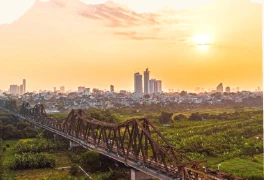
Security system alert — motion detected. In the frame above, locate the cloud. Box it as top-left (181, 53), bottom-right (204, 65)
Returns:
top-left (80, 0), bottom-right (216, 13)
top-left (51, 0), bottom-right (66, 7)
top-left (77, 2), bottom-right (160, 27)
top-left (113, 31), bottom-right (160, 40)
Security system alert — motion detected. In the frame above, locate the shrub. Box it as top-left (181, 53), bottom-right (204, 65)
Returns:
top-left (80, 151), bottom-right (101, 173)
top-left (12, 152), bottom-right (55, 170)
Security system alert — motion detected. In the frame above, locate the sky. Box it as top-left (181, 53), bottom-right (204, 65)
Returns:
top-left (0, 0), bottom-right (263, 92)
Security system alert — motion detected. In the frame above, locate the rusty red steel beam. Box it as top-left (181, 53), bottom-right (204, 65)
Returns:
top-left (0, 98), bottom-right (226, 180)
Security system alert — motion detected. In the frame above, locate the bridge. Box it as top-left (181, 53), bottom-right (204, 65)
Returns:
top-left (0, 98), bottom-right (224, 180)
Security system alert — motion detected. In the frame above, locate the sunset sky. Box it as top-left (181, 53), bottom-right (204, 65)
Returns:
top-left (0, 0), bottom-right (263, 92)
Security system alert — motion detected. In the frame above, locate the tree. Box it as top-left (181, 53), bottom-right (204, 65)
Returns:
top-left (180, 91), bottom-right (187, 97)
top-left (188, 113), bottom-right (202, 121)
top-left (80, 151), bottom-right (101, 173)
top-left (159, 111), bottom-right (173, 124)
top-left (174, 114), bottom-right (187, 121)
top-left (17, 121), bottom-right (30, 130)
top-left (2, 124), bottom-right (19, 139)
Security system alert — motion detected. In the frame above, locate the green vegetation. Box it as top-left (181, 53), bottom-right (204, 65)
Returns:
top-left (12, 152), bottom-right (55, 170)
top-left (0, 106), bottom-right (263, 179)
top-left (15, 134), bottom-right (67, 153)
top-left (211, 154), bottom-right (264, 180)
top-left (159, 111), bottom-right (173, 124)
top-left (85, 108), bottom-right (121, 123)
top-left (0, 111), bottom-right (38, 140)
top-left (80, 151), bottom-right (101, 173)
top-left (48, 113), bottom-right (68, 122)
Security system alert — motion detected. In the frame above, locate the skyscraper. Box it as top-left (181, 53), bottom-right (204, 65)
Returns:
top-left (23, 79), bottom-right (26, 93)
top-left (216, 83), bottom-right (223, 93)
top-left (10, 85), bottom-right (19, 95)
top-left (20, 85), bottom-right (24, 95)
top-left (144, 68), bottom-right (150, 94)
top-left (134, 72), bottom-right (142, 94)
top-left (148, 79), bottom-right (156, 94)
top-left (110, 85), bottom-right (114, 92)
top-left (156, 80), bottom-right (162, 93)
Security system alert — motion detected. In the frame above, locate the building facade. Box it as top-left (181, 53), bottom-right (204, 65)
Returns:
top-left (23, 79), bottom-right (26, 93)
top-left (216, 83), bottom-right (223, 93)
top-left (134, 72), bottom-right (143, 94)
top-left (78, 86), bottom-right (85, 93)
top-left (156, 80), bottom-right (162, 93)
top-left (19, 85), bottom-right (24, 95)
top-left (10, 85), bottom-right (19, 95)
top-left (144, 68), bottom-right (150, 94)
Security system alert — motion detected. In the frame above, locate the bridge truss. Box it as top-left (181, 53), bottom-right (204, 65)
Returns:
top-left (0, 98), bottom-right (227, 180)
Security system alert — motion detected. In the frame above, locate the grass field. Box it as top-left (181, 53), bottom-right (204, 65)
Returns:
top-left (2, 139), bottom-right (73, 180)
top-left (15, 151), bottom-right (72, 180)
top-left (210, 154), bottom-right (264, 179)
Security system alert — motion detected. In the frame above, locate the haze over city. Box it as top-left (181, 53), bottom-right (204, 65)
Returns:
top-left (0, 0), bottom-right (262, 92)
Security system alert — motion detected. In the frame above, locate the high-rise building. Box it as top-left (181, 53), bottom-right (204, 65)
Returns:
top-left (23, 79), bottom-right (26, 93)
top-left (110, 85), bottom-right (114, 92)
top-left (225, 86), bottom-right (230, 93)
top-left (216, 83), bottom-right (223, 93)
top-left (156, 80), bottom-right (162, 93)
top-left (54, 87), bottom-right (56, 92)
top-left (236, 87), bottom-right (239, 92)
top-left (148, 79), bottom-right (156, 94)
top-left (134, 72), bottom-right (143, 94)
top-left (60, 86), bottom-right (65, 93)
top-left (144, 68), bottom-right (150, 94)
top-left (78, 86), bottom-right (85, 93)
top-left (19, 85), bottom-right (24, 95)
top-left (84, 88), bottom-right (90, 95)
top-left (149, 79), bottom-right (162, 94)
top-left (10, 85), bottom-right (19, 95)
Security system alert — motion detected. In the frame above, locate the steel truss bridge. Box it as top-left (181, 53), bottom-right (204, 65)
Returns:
top-left (0, 98), bottom-right (227, 180)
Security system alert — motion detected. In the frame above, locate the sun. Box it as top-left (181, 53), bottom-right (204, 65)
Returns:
top-left (192, 34), bottom-right (210, 45)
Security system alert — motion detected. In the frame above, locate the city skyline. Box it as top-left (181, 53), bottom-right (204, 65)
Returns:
top-left (3, 77), bottom-right (262, 94)
top-left (0, 0), bottom-right (262, 92)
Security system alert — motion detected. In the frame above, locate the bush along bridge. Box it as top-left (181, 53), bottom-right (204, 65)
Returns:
top-left (0, 98), bottom-right (242, 180)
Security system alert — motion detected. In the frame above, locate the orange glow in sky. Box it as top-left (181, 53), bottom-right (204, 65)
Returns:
top-left (0, 0), bottom-right (262, 92)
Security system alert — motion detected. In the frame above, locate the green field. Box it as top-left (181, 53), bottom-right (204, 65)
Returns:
top-left (1, 139), bottom-right (73, 180)
top-left (210, 154), bottom-right (264, 179)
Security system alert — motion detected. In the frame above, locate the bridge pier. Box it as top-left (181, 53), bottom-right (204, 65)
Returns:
top-left (131, 169), bottom-right (153, 180)
top-left (68, 141), bottom-right (81, 150)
